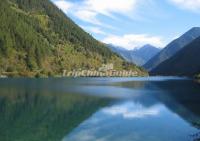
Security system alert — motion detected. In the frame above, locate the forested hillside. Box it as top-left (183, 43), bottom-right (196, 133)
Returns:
top-left (0, 0), bottom-right (146, 77)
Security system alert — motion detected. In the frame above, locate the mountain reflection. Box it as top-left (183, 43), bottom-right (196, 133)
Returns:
top-left (150, 80), bottom-right (200, 131)
top-left (64, 77), bottom-right (200, 141)
top-left (0, 79), bottom-right (108, 141)
top-left (114, 78), bottom-right (200, 129)
top-left (0, 77), bottom-right (200, 141)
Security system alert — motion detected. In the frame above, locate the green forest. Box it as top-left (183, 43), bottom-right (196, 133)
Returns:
top-left (0, 0), bottom-right (146, 77)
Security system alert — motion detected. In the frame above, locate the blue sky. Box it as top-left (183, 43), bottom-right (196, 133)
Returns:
top-left (52, 0), bottom-right (200, 50)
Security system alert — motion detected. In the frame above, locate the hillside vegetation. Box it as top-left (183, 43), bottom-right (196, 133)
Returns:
top-left (0, 0), bottom-right (146, 77)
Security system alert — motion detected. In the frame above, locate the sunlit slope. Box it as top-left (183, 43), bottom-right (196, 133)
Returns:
top-left (0, 0), bottom-right (146, 77)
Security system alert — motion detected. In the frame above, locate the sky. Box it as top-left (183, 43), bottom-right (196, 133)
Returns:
top-left (52, 0), bottom-right (200, 50)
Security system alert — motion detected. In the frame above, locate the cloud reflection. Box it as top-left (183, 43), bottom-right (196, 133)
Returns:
top-left (63, 100), bottom-right (197, 141)
top-left (102, 102), bottom-right (160, 119)
top-left (63, 101), bottom-right (162, 141)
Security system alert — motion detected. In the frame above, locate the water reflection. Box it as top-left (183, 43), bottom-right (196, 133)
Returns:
top-left (0, 79), bottom-right (108, 141)
top-left (102, 102), bottom-right (160, 119)
top-left (64, 101), bottom-right (197, 141)
top-left (63, 77), bottom-right (200, 141)
top-left (0, 77), bottom-right (200, 141)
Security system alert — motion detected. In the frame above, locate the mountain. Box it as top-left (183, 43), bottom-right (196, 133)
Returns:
top-left (108, 44), bottom-right (160, 66)
top-left (108, 45), bottom-right (136, 63)
top-left (144, 27), bottom-right (200, 70)
top-left (151, 36), bottom-right (200, 76)
top-left (132, 44), bottom-right (161, 65)
top-left (0, 0), bottom-right (146, 77)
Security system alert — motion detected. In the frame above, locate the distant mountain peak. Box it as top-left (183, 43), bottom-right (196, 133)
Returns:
top-left (108, 44), bottom-right (160, 66)
top-left (189, 27), bottom-right (200, 31)
top-left (181, 27), bottom-right (200, 37)
top-left (140, 44), bottom-right (159, 49)
top-left (143, 44), bottom-right (155, 47)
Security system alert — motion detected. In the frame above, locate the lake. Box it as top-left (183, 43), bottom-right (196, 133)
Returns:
top-left (0, 77), bottom-right (200, 141)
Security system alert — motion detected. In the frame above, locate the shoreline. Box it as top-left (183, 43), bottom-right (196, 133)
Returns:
top-left (64, 70), bottom-right (145, 77)
top-left (0, 75), bottom-right (147, 78)
top-left (0, 69), bottom-right (148, 78)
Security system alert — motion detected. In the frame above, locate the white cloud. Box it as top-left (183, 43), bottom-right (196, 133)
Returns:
top-left (54, 0), bottom-right (73, 13)
top-left (81, 26), bottom-right (106, 35)
top-left (169, 0), bottom-right (200, 13)
top-left (103, 34), bottom-right (165, 50)
top-left (53, 0), bottom-right (139, 27)
top-left (74, 10), bottom-right (101, 25)
top-left (84, 0), bottom-right (137, 17)
top-left (53, 0), bottom-right (166, 47)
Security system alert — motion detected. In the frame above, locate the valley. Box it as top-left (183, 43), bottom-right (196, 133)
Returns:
top-left (1, 0), bottom-right (200, 78)
top-left (1, 0), bottom-right (200, 141)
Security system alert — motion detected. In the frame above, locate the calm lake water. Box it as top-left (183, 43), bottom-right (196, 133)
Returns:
top-left (0, 77), bottom-right (200, 141)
